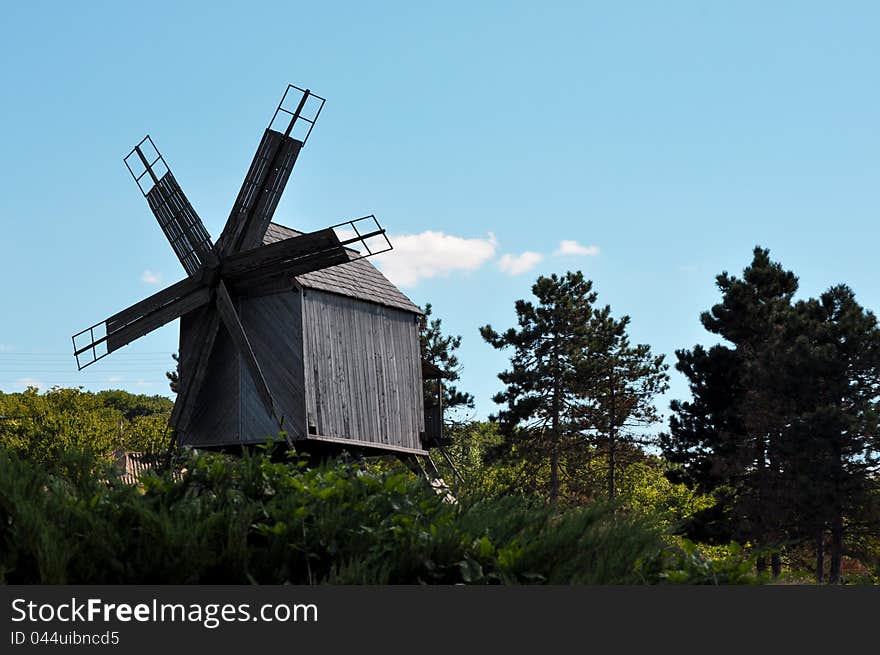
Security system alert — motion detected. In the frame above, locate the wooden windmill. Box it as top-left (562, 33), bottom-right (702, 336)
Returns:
top-left (73, 84), bottom-right (446, 468)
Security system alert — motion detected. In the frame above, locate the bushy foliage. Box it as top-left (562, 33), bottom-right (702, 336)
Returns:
top-left (0, 387), bottom-right (171, 465)
top-left (0, 444), bottom-right (754, 585)
top-left (436, 422), bottom-right (714, 532)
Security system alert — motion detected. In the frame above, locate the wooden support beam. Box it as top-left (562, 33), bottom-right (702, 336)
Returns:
top-left (304, 433), bottom-right (430, 457)
top-left (233, 249), bottom-right (351, 290)
top-left (214, 281), bottom-right (291, 447)
top-left (221, 228), bottom-right (342, 278)
top-left (170, 311), bottom-right (220, 432)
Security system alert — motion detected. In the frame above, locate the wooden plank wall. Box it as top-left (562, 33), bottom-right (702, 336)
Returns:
top-left (178, 292), bottom-right (307, 448)
top-left (179, 309), bottom-right (241, 447)
top-left (302, 290), bottom-right (424, 451)
top-left (239, 292), bottom-right (306, 444)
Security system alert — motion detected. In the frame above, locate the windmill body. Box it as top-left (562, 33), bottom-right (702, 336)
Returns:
top-left (73, 84), bottom-right (439, 459)
top-left (181, 223), bottom-right (427, 454)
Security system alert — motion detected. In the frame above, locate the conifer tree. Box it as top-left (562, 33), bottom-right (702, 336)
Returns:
top-left (419, 303), bottom-right (474, 417)
top-left (662, 247), bottom-right (799, 576)
top-left (784, 285), bottom-right (880, 582)
top-left (481, 272), bottom-right (597, 503)
top-left (482, 271), bottom-right (667, 503)
top-left (663, 248), bottom-right (880, 581)
top-left (581, 308), bottom-right (669, 500)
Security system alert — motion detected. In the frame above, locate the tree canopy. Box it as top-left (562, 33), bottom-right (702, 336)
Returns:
top-left (662, 247), bottom-right (880, 582)
top-left (481, 271), bottom-right (668, 504)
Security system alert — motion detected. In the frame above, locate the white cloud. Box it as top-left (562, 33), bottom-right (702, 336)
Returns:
top-left (14, 377), bottom-right (44, 391)
top-left (141, 270), bottom-right (162, 285)
top-left (554, 240), bottom-right (600, 257)
top-left (333, 227), bottom-right (358, 242)
top-left (373, 231), bottom-right (498, 288)
top-left (108, 376), bottom-right (124, 383)
top-left (0, 344), bottom-right (14, 352)
top-left (498, 251), bottom-right (543, 276)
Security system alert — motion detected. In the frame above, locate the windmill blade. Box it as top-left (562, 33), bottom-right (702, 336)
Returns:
top-left (124, 136), bottom-right (219, 276)
top-left (229, 249), bottom-right (351, 295)
top-left (214, 281), bottom-right (290, 444)
top-left (216, 129), bottom-right (302, 256)
top-left (224, 217), bottom-right (393, 292)
top-left (221, 227), bottom-right (345, 280)
top-left (169, 310), bottom-right (220, 433)
top-left (72, 275), bottom-right (212, 370)
top-left (216, 86), bottom-right (325, 257)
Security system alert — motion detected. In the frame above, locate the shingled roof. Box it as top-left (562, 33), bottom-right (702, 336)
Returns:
top-left (263, 223), bottom-right (422, 315)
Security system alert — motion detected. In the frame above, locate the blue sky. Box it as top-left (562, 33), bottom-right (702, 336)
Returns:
top-left (1, 1), bottom-right (878, 424)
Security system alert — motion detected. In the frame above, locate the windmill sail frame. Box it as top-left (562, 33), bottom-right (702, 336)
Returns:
top-left (124, 135), bottom-right (217, 276)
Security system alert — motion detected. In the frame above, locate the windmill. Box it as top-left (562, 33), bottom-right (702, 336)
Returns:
top-left (70, 84), bottom-right (422, 455)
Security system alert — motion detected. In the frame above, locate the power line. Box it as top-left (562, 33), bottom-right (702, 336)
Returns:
top-left (0, 352), bottom-right (175, 358)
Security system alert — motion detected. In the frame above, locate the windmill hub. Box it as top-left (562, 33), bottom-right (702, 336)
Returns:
top-left (203, 263), bottom-right (221, 287)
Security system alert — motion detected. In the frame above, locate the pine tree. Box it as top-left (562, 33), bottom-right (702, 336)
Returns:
top-left (783, 285), bottom-right (880, 582)
top-left (663, 248), bottom-right (880, 582)
top-left (660, 344), bottom-right (747, 491)
top-left (662, 247), bottom-right (799, 576)
top-left (480, 272), bottom-right (597, 503)
top-left (481, 271), bottom-right (667, 504)
top-left (580, 307), bottom-right (669, 500)
top-left (419, 303), bottom-right (474, 418)
top-left (166, 353), bottom-right (180, 394)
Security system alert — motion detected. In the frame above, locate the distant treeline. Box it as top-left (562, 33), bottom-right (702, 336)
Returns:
top-left (0, 388), bottom-right (172, 463)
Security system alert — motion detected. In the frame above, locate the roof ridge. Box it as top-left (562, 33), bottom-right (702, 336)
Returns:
top-left (264, 223), bottom-right (422, 315)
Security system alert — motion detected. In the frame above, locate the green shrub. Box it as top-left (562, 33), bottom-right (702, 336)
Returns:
top-left (0, 388), bottom-right (171, 466)
top-left (0, 444), bottom-right (757, 585)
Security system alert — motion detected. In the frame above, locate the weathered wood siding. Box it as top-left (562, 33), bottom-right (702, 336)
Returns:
top-left (179, 308), bottom-right (240, 447)
top-left (302, 289), bottom-right (424, 450)
top-left (239, 292), bottom-right (306, 443)
top-left (178, 292), bottom-right (306, 447)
